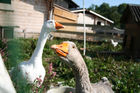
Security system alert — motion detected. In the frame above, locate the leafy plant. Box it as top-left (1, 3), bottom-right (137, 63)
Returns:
top-left (4, 38), bottom-right (140, 92)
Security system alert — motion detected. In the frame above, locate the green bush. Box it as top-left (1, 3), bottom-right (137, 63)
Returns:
top-left (4, 38), bottom-right (140, 92)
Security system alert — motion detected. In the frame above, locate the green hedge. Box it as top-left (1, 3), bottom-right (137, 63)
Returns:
top-left (1, 38), bottom-right (140, 92)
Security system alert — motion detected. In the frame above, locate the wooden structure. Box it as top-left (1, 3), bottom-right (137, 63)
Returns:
top-left (71, 9), bottom-right (114, 26)
top-left (121, 4), bottom-right (140, 56)
top-left (53, 5), bottom-right (123, 42)
top-left (0, 0), bottom-right (53, 39)
top-left (53, 23), bottom-right (124, 42)
top-left (54, 4), bottom-right (77, 31)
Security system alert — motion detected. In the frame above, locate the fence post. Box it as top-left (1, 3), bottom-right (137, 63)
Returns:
top-left (83, 0), bottom-right (86, 56)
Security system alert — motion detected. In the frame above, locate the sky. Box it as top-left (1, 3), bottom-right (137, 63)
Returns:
top-left (73, 0), bottom-right (140, 8)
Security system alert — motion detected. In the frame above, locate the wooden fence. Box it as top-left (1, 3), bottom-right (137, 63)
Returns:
top-left (2, 22), bottom-right (124, 43)
top-left (52, 22), bottom-right (124, 42)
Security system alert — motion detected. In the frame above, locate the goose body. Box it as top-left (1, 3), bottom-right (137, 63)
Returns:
top-left (0, 54), bottom-right (16, 93)
top-left (18, 20), bottom-right (64, 86)
top-left (111, 39), bottom-right (118, 47)
top-left (51, 41), bottom-right (114, 93)
top-left (47, 86), bottom-right (75, 93)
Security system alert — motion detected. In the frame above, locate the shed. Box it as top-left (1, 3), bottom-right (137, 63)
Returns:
top-left (71, 9), bottom-right (114, 32)
top-left (71, 9), bottom-right (114, 26)
top-left (121, 4), bottom-right (140, 56)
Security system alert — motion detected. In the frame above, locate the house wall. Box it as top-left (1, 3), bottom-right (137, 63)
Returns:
top-left (77, 13), bottom-right (94, 24)
top-left (95, 17), bottom-right (107, 26)
top-left (76, 12), bottom-right (111, 26)
top-left (76, 13), bottom-right (93, 32)
top-left (0, 0), bottom-right (48, 38)
top-left (76, 13), bottom-right (110, 32)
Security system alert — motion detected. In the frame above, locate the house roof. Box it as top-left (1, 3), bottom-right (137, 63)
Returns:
top-left (69, 0), bottom-right (79, 8)
top-left (54, 0), bottom-right (79, 9)
top-left (71, 9), bottom-right (114, 24)
top-left (121, 4), bottom-right (140, 23)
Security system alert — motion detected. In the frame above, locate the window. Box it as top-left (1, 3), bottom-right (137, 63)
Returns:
top-left (4, 27), bottom-right (13, 39)
top-left (97, 21), bottom-right (101, 25)
top-left (0, 0), bottom-right (11, 4)
top-left (0, 27), bottom-right (14, 39)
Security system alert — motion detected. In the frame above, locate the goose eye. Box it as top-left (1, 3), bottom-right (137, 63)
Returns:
top-left (72, 46), bottom-right (75, 48)
top-left (49, 21), bottom-right (53, 24)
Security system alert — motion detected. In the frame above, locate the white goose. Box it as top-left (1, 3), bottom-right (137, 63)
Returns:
top-left (111, 39), bottom-right (118, 47)
top-left (0, 54), bottom-right (16, 93)
top-left (17, 20), bottom-right (64, 86)
top-left (51, 41), bottom-right (114, 93)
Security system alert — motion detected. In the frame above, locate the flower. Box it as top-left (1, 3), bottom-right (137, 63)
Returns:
top-left (34, 75), bottom-right (42, 87)
top-left (52, 72), bottom-right (56, 77)
top-left (48, 63), bottom-right (53, 74)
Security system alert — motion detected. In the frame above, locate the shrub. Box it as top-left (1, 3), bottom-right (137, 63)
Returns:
top-left (5, 38), bottom-right (140, 92)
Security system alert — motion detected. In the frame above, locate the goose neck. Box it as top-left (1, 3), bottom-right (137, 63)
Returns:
top-left (72, 58), bottom-right (93, 93)
top-left (30, 28), bottom-right (50, 61)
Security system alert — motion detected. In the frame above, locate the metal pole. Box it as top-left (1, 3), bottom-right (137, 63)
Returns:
top-left (83, 0), bottom-right (86, 55)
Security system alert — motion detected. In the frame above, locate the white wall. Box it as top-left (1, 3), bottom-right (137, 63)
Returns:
top-left (77, 13), bottom-right (94, 24)
top-left (76, 12), bottom-right (111, 32)
top-left (77, 13), bottom-right (94, 32)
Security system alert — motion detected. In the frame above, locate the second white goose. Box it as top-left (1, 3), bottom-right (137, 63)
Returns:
top-left (17, 20), bottom-right (64, 86)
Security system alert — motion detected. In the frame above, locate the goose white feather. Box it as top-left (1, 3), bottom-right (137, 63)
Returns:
top-left (111, 39), bottom-right (118, 47)
top-left (17, 20), bottom-right (64, 86)
top-left (0, 54), bottom-right (16, 93)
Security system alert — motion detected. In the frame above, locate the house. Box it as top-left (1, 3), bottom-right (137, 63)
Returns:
top-left (121, 4), bottom-right (140, 56)
top-left (0, 0), bottom-right (79, 39)
top-left (53, 3), bottom-right (122, 41)
top-left (71, 9), bottom-right (114, 26)
top-left (71, 9), bottom-right (114, 32)
top-left (0, 0), bottom-right (52, 39)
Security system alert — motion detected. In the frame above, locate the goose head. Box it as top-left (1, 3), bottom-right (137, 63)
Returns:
top-left (51, 41), bottom-right (82, 67)
top-left (43, 20), bottom-right (64, 32)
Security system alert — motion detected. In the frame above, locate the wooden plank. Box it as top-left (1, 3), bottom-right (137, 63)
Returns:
top-left (54, 6), bottom-right (77, 21)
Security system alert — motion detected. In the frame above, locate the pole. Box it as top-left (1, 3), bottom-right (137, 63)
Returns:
top-left (83, 0), bottom-right (86, 55)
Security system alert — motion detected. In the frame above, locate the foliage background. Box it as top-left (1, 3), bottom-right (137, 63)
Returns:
top-left (1, 38), bottom-right (140, 93)
top-left (88, 3), bottom-right (127, 28)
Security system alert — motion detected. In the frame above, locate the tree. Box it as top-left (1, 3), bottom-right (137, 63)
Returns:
top-left (88, 4), bottom-right (96, 11)
top-left (118, 3), bottom-right (127, 14)
top-left (88, 3), bottom-right (127, 28)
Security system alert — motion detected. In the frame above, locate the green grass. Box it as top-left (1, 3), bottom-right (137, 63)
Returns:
top-left (1, 38), bottom-right (140, 93)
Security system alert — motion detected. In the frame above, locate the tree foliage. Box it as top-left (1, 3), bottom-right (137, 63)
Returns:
top-left (88, 3), bottom-right (127, 28)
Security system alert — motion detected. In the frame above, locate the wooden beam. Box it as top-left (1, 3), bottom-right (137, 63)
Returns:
top-left (47, 0), bottom-right (55, 20)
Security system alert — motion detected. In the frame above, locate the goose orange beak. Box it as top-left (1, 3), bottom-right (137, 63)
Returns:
top-left (55, 22), bottom-right (64, 30)
top-left (51, 42), bottom-right (69, 57)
